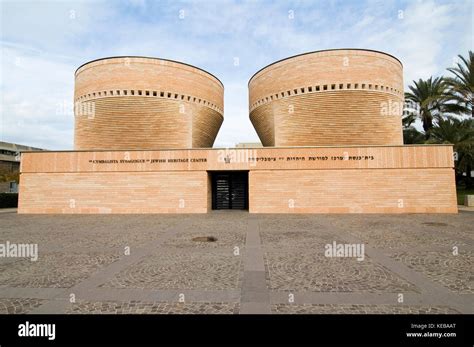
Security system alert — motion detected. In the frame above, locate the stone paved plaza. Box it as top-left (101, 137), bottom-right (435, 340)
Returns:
top-left (0, 210), bottom-right (472, 314)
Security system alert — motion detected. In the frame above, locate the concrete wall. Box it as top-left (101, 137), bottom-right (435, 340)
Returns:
top-left (0, 182), bottom-right (12, 193)
top-left (74, 57), bottom-right (224, 150)
top-left (249, 49), bottom-right (404, 146)
top-left (0, 160), bottom-right (19, 173)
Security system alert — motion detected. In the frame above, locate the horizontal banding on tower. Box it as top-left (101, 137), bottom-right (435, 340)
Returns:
top-left (74, 56), bottom-right (224, 150)
top-left (248, 49), bottom-right (404, 147)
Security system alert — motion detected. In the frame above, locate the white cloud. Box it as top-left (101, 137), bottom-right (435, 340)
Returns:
top-left (0, 0), bottom-right (471, 149)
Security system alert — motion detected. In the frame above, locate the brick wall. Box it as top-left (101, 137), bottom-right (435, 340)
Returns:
top-left (75, 57), bottom-right (223, 109)
top-left (19, 171), bottom-right (209, 214)
top-left (249, 49), bottom-right (404, 146)
top-left (18, 145), bottom-right (457, 214)
top-left (74, 57), bottom-right (223, 150)
top-left (74, 97), bottom-right (223, 150)
top-left (249, 169), bottom-right (457, 214)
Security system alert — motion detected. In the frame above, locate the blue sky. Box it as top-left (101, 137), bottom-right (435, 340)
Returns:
top-left (0, 0), bottom-right (472, 149)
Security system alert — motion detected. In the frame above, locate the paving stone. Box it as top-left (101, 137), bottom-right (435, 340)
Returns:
top-left (67, 300), bottom-right (239, 314)
top-left (272, 303), bottom-right (460, 314)
top-left (264, 250), bottom-right (418, 293)
top-left (101, 250), bottom-right (243, 290)
top-left (390, 251), bottom-right (473, 294)
top-left (0, 298), bottom-right (45, 314)
top-left (0, 252), bottom-right (120, 288)
top-left (0, 212), bottom-right (472, 313)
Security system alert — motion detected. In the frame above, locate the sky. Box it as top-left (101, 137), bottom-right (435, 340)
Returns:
top-left (0, 0), bottom-right (472, 149)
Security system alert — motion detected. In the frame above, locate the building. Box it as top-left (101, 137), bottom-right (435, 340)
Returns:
top-left (0, 141), bottom-right (44, 173)
top-left (0, 141), bottom-right (44, 193)
top-left (74, 57), bottom-right (223, 150)
top-left (235, 142), bottom-right (263, 148)
top-left (249, 50), bottom-right (404, 146)
top-left (18, 50), bottom-right (457, 214)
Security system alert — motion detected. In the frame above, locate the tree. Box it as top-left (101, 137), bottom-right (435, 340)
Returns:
top-left (405, 77), bottom-right (447, 138)
top-left (403, 127), bottom-right (425, 144)
top-left (402, 113), bottom-right (417, 128)
top-left (427, 116), bottom-right (474, 188)
top-left (402, 110), bottom-right (425, 144)
top-left (445, 51), bottom-right (473, 117)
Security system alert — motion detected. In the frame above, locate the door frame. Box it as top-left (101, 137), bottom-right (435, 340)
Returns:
top-left (208, 171), bottom-right (249, 210)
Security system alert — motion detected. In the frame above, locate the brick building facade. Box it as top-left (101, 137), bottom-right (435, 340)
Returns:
top-left (18, 50), bottom-right (458, 214)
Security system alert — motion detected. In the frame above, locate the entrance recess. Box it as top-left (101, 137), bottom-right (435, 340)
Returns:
top-left (211, 171), bottom-right (249, 210)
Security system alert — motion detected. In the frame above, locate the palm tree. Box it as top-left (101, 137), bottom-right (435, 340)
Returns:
top-left (402, 113), bottom-right (417, 128)
top-left (405, 77), bottom-right (447, 138)
top-left (428, 116), bottom-right (474, 188)
top-left (445, 51), bottom-right (473, 117)
top-left (402, 110), bottom-right (425, 144)
top-left (403, 127), bottom-right (425, 144)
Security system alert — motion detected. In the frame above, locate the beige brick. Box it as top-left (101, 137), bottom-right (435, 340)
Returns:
top-left (74, 57), bottom-right (223, 150)
top-left (18, 145), bottom-right (457, 214)
top-left (248, 50), bottom-right (404, 146)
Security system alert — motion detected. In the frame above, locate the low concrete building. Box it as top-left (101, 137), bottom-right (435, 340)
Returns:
top-left (0, 141), bottom-right (45, 193)
top-left (0, 141), bottom-right (44, 173)
top-left (235, 142), bottom-right (263, 148)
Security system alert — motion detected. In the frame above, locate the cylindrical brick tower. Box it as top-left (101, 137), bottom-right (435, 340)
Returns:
top-left (248, 49), bottom-right (404, 147)
top-left (74, 56), bottom-right (224, 150)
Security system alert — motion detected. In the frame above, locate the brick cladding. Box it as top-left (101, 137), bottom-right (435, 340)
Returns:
top-left (19, 171), bottom-right (209, 214)
top-left (74, 57), bottom-right (223, 150)
top-left (18, 146), bottom-right (457, 214)
top-left (249, 49), bottom-right (404, 146)
top-left (16, 51), bottom-right (458, 214)
top-left (249, 169), bottom-right (457, 214)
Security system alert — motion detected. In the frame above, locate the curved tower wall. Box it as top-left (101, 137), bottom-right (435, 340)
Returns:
top-left (248, 49), bottom-right (404, 147)
top-left (74, 57), bottom-right (224, 150)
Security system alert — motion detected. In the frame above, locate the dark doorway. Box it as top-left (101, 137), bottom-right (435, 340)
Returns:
top-left (211, 171), bottom-right (248, 210)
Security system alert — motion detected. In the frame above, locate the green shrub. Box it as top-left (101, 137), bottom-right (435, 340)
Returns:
top-left (0, 193), bottom-right (18, 208)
